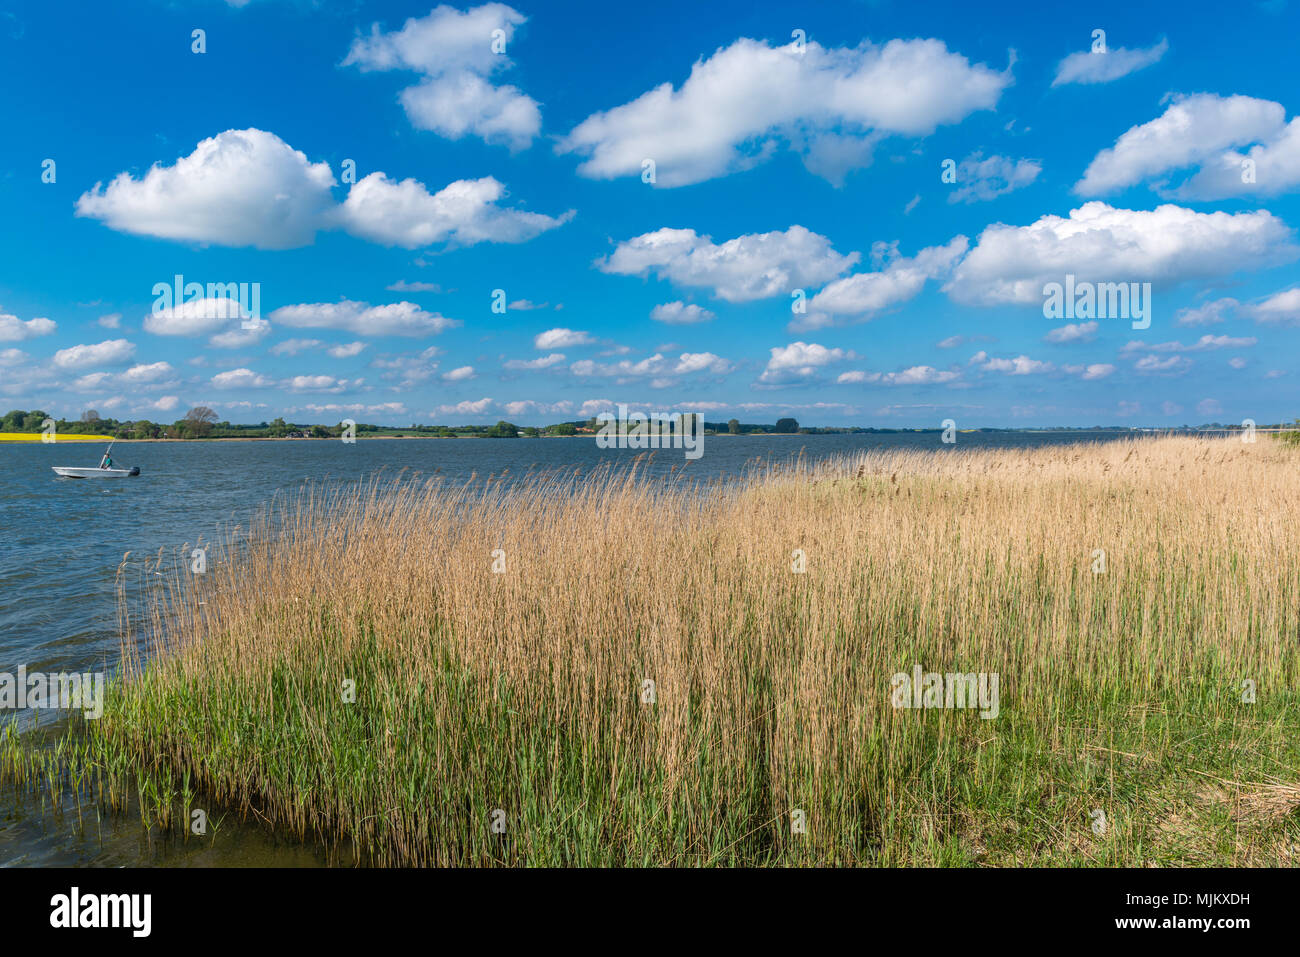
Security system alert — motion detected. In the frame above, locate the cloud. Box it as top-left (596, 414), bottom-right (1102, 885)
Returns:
top-left (441, 365), bottom-right (477, 381)
top-left (533, 328), bottom-right (592, 349)
top-left (936, 334), bottom-right (994, 349)
top-left (1244, 286), bottom-right (1300, 324)
top-left (270, 338), bottom-right (324, 356)
top-left (337, 173), bottom-right (571, 249)
top-left (570, 352), bottom-right (732, 381)
top-left (1119, 334), bottom-right (1257, 354)
top-left (387, 280), bottom-right (441, 293)
top-left (269, 300), bottom-right (459, 337)
top-left (284, 375), bottom-right (361, 394)
top-left (434, 397), bottom-right (496, 416)
top-left (1196, 398), bottom-right (1224, 416)
top-left (343, 3), bottom-right (540, 149)
top-left (503, 353), bottom-right (565, 370)
top-left (76, 128), bottom-right (567, 252)
top-left (269, 335), bottom-right (369, 358)
top-left (122, 361), bottom-right (175, 383)
top-left (0, 348), bottom-right (27, 367)
top-left (143, 296), bottom-right (252, 337)
top-left (211, 368), bottom-right (273, 389)
top-left (838, 365), bottom-right (961, 386)
top-left (599, 225), bottom-right (858, 303)
top-left (327, 342), bottom-right (368, 359)
top-left (1175, 298), bottom-right (1237, 326)
top-left (143, 296), bottom-right (267, 348)
top-left (370, 346), bottom-right (443, 386)
top-left (97, 313), bottom-right (122, 329)
top-left (948, 153), bottom-right (1041, 203)
top-left (502, 399), bottom-right (574, 417)
top-left (758, 341), bottom-right (856, 384)
top-left (1075, 94), bottom-right (1286, 196)
top-left (76, 129), bottom-right (337, 249)
top-left (284, 402), bottom-right (405, 420)
top-left (559, 36), bottom-right (1010, 187)
top-left (1176, 115), bottom-right (1300, 199)
top-left (52, 339), bottom-right (136, 370)
top-left (672, 352), bottom-right (732, 375)
top-left (1073, 363), bottom-right (1116, 380)
top-left (70, 373), bottom-right (112, 392)
top-left (0, 312), bottom-right (56, 342)
top-left (211, 321), bottom-right (271, 350)
top-left (1052, 37), bottom-right (1167, 87)
top-left (1133, 354), bottom-right (1193, 375)
top-left (972, 353), bottom-right (1054, 375)
top-left (151, 396), bottom-right (181, 413)
top-left (1171, 289), bottom-right (1300, 326)
top-left (1044, 321), bottom-right (1098, 343)
top-left (945, 202), bottom-right (1297, 305)
top-left (801, 237), bottom-right (967, 328)
top-left (650, 301), bottom-right (715, 324)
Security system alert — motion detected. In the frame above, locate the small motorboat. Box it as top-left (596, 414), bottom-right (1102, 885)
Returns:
top-left (52, 465), bottom-right (140, 479)
top-left (52, 439), bottom-right (140, 479)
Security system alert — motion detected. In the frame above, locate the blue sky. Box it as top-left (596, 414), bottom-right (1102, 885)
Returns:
top-left (1, 0), bottom-right (1297, 427)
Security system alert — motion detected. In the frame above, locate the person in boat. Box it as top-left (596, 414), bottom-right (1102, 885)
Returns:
top-left (100, 451), bottom-right (113, 469)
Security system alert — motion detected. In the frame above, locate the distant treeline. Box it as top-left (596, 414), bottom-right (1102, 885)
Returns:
top-left (3, 408), bottom-right (1298, 440)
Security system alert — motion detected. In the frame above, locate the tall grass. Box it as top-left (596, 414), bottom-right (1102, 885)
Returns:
top-left (5, 435), bottom-right (1300, 865)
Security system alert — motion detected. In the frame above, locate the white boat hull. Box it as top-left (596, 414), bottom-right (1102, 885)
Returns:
top-left (52, 466), bottom-right (140, 479)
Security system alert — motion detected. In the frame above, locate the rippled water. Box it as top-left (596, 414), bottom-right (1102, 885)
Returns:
top-left (0, 431), bottom-right (1131, 865)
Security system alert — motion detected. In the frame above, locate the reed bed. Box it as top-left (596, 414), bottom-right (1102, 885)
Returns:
top-left (5, 435), bottom-right (1300, 865)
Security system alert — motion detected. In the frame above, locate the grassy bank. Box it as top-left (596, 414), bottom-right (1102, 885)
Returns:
top-left (4, 436), bottom-right (1299, 865)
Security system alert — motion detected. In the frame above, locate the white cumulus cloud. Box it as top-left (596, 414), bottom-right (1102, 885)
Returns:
top-left (270, 300), bottom-right (459, 337)
top-left (76, 128), bottom-right (568, 252)
top-left (759, 341), bottom-right (856, 384)
top-left (327, 342), bottom-right (368, 359)
top-left (53, 339), bottom-right (136, 370)
top-left (211, 368), bottom-right (273, 389)
top-left (559, 36), bottom-right (1010, 186)
top-left (570, 352), bottom-right (732, 381)
top-left (946, 202), bottom-right (1297, 305)
top-left (802, 237), bottom-right (967, 329)
top-left (0, 313), bottom-right (56, 342)
top-left (599, 225), bottom-right (858, 303)
top-left (76, 129), bottom-right (337, 249)
top-left (337, 173), bottom-right (571, 249)
top-left (1044, 321), bottom-right (1098, 343)
top-left (533, 328), bottom-right (592, 349)
top-left (343, 3), bottom-right (541, 149)
top-left (650, 301), bottom-right (715, 324)
top-left (1075, 94), bottom-right (1286, 196)
top-left (504, 353), bottom-right (565, 370)
top-left (122, 361), bottom-right (175, 383)
top-left (973, 353), bottom-right (1054, 375)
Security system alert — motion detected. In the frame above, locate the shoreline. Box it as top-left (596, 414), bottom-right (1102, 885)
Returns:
top-left (0, 428), bottom-right (1286, 445)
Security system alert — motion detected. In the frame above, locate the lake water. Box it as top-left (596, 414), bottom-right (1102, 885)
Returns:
top-left (0, 431), bottom-right (1132, 865)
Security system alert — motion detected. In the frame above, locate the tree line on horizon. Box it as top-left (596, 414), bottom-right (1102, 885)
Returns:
top-left (0, 407), bottom-right (806, 439)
